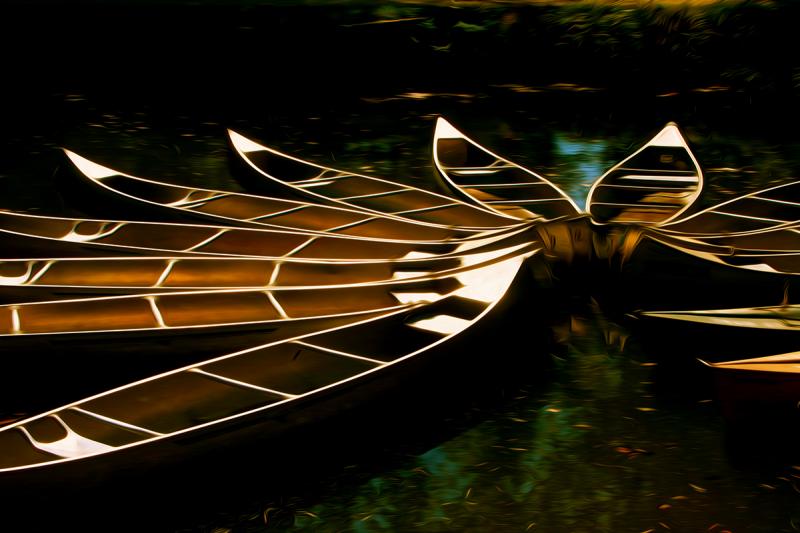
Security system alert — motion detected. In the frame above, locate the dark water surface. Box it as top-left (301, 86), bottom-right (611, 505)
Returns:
top-left (2, 2), bottom-right (800, 532)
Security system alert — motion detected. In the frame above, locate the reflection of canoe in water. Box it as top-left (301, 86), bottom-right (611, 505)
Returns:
top-left (0, 209), bottom-right (529, 261)
top-left (586, 123), bottom-right (703, 225)
top-left (0, 250), bottom-right (534, 486)
top-left (0, 231), bottom-right (535, 303)
top-left (701, 353), bottom-right (800, 420)
top-left (433, 117), bottom-right (579, 221)
top-left (227, 129), bottom-right (516, 230)
top-left (64, 151), bottom-right (477, 242)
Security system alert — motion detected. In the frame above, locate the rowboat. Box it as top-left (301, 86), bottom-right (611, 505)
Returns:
top-left (0, 229), bottom-right (535, 303)
top-left (659, 179), bottom-right (800, 235)
top-left (432, 117), bottom-right (579, 221)
top-left (701, 353), bottom-right (800, 420)
top-left (0, 249), bottom-right (535, 486)
top-left (0, 209), bottom-right (532, 261)
top-left (227, 129), bottom-right (517, 230)
top-left (64, 151), bottom-right (478, 242)
top-left (586, 123), bottom-right (703, 225)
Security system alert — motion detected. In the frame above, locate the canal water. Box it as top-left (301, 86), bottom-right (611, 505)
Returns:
top-left (1, 2), bottom-right (800, 531)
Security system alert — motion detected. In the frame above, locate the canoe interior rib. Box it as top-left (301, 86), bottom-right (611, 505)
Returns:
top-left (433, 117), bottom-right (579, 221)
top-left (228, 130), bottom-right (517, 231)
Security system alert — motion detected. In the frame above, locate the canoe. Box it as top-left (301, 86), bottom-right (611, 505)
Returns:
top-left (64, 151), bottom-right (476, 242)
top-left (641, 229), bottom-right (800, 275)
top-left (0, 242), bottom-right (538, 414)
top-left (0, 231), bottom-right (535, 303)
top-left (586, 123), bottom-right (703, 225)
top-left (0, 249), bottom-right (534, 484)
top-left (0, 209), bottom-right (532, 261)
top-left (696, 223), bottom-right (800, 251)
top-left (595, 229), bottom-right (800, 312)
top-left (432, 117), bottom-right (579, 221)
top-left (659, 179), bottom-right (800, 236)
top-left (701, 353), bottom-right (800, 420)
top-left (640, 304), bottom-right (800, 331)
top-left (228, 130), bottom-right (517, 230)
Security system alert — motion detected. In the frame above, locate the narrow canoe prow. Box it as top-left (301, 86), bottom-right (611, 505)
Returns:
top-left (433, 116), bottom-right (580, 222)
top-left (586, 122), bottom-right (703, 225)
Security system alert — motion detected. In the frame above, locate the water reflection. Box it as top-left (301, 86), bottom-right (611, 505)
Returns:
top-left (552, 133), bottom-right (609, 204)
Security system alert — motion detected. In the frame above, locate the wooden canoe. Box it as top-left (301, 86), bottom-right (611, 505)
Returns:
top-left (684, 222), bottom-right (800, 252)
top-left (227, 130), bottom-right (517, 230)
top-left (701, 353), bottom-right (800, 420)
top-left (0, 231), bottom-right (536, 303)
top-left (586, 123), bottom-right (703, 225)
top-left (432, 117), bottom-right (579, 221)
top-left (595, 230), bottom-right (800, 312)
top-left (640, 304), bottom-right (800, 331)
top-left (0, 249), bottom-right (534, 481)
top-left (0, 209), bottom-right (532, 261)
top-left (64, 150), bottom-right (477, 242)
top-left (660, 179), bottom-right (800, 236)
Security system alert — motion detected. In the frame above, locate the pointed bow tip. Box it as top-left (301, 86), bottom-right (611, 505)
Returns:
top-left (650, 123), bottom-right (687, 148)
top-left (228, 130), bottom-right (266, 153)
top-left (434, 116), bottom-right (464, 140)
top-left (63, 150), bottom-right (118, 180)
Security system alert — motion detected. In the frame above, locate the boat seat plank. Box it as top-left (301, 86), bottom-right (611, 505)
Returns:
top-left (82, 372), bottom-right (281, 435)
top-left (305, 310), bottom-right (446, 361)
top-left (202, 343), bottom-right (379, 396)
